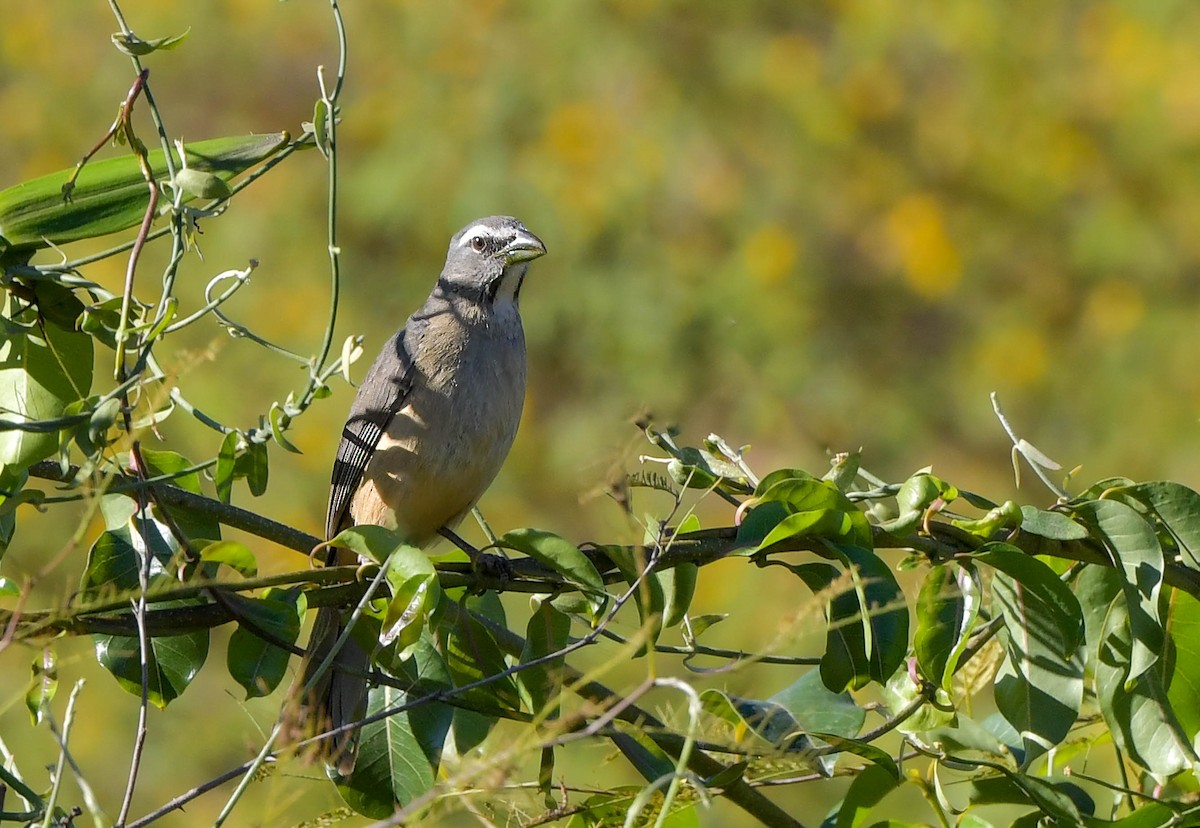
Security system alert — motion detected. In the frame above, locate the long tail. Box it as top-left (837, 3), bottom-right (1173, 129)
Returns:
top-left (283, 605), bottom-right (369, 775)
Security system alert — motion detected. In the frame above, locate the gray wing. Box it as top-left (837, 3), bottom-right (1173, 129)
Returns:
top-left (325, 321), bottom-right (424, 541)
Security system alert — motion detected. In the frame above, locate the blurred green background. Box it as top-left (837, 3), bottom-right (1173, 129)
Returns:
top-left (4, 1), bottom-right (1200, 824)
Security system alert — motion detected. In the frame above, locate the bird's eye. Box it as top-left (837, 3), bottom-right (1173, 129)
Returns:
top-left (470, 236), bottom-right (486, 252)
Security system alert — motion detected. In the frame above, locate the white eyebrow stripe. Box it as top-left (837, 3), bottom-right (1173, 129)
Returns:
top-left (457, 224), bottom-right (497, 247)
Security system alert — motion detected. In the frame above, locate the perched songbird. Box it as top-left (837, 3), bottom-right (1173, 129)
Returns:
top-left (287, 215), bottom-right (547, 773)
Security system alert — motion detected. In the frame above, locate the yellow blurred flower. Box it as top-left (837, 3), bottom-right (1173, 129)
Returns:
top-left (883, 193), bottom-right (962, 299)
top-left (1083, 279), bottom-right (1145, 338)
top-left (742, 223), bottom-right (800, 287)
top-left (973, 325), bottom-right (1049, 388)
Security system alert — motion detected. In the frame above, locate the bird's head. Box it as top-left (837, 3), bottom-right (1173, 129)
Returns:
top-left (440, 215), bottom-right (546, 307)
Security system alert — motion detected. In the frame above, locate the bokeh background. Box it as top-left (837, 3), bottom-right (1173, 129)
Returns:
top-left (4, 1), bottom-right (1200, 824)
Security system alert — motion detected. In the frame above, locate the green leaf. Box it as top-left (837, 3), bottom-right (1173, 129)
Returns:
top-left (0, 289), bottom-right (94, 468)
top-left (750, 473), bottom-right (872, 549)
top-left (769, 668), bottom-right (866, 739)
top-left (171, 168), bottom-right (232, 200)
top-left (111, 28), bottom-right (190, 56)
top-left (1166, 590), bottom-right (1200, 739)
top-left (336, 683), bottom-right (450, 814)
top-left (518, 598), bottom-right (571, 715)
top-left (198, 540), bottom-right (257, 578)
top-left (914, 563), bottom-right (980, 689)
top-left (878, 472), bottom-right (957, 535)
top-left (966, 773), bottom-right (1086, 823)
top-left (267, 401), bottom-right (302, 454)
top-left (699, 688), bottom-right (818, 756)
top-left (1073, 499), bottom-right (1165, 685)
top-left (607, 543), bottom-right (665, 653)
top-left (769, 560), bottom-right (868, 691)
top-left (880, 668), bottom-right (955, 734)
top-left (978, 544), bottom-right (1083, 764)
top-left (214, 430), bottom-right (239, 504)
top-left (26, 648), bottom-right (57, 725)
top-left (443, 601), bottom-right (521, 713)
top-left (328, 524), bottom-right (407, 565)
top-left (830, 763), bottom-right (901, 828)
top-left (238, 440), bottom-right (269, 497)
top-left (496, 528), bottom-right (606, 620)
top-left (94, 623), bottom-right (209, 709)
top-left (0, 575), bottom-right (20, 596)
top-left (609, 719), bottom-right (678, 784)
top-left (0, 465), bottom-right (32, 560)
top-left (226, 587), bottom-right (305, 699)
top-left (660, 514), bottom-right (700, 628)
top-left (0, 132), bottom-right (289, 253)
top-left (1018, 506), bottom-right (1088, 541)
top-left (1095, 591), bottom-right (1196, 778)
top-left (380, 544), bottom-right (439, 658)
top-left (139, 449), bottom-right (221, 543)
top-left (1119, 481), bottom-right (1200, 570)
top-left (82, 517), bottom-right (209, 706)
top-left (827, 544), bottom-right (909, 688)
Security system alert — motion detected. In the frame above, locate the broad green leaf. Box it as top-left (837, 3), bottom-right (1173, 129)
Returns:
top-left (922, 715), bottom-right (1008, 758)
top-left (1095, 593), bottom-right (1196, 779)
top-left (769, 668), bottom-right (865, 739)
top-left (1166, 590), bottom-right (1200, 739)
top-left (198, 540), bottom-right (257, 578)
top-left (830, 762), bottom-right (901, 828)
top-left (0, 465), bottom-right (30, 559)
top-left (0, 576), bottom-right (19, 596)
top-left (1073, 499), bottom-right (1164, 685)
top-left (810, 734), bottom-right (898, 780)
top-left (518, 598), bottom-right (571, 715)
top-left (81, 517), bottom-right (209, 706)
top-left (769, 560), bottom-right (869, 691)
top-left (214, 430), bottom-right (239, 504)
top-left (609, 719), bottom-right (678, 784)
top-left (1119, 481), bottom-right (1200, 570)
top-left (93, 620), bottom-right (209, 708)
top-left (751, 473), bottom-right (872, 549)
top-left (0, 132), bottom-right (289, 253)
top-left (1018, 506), bottom-right (1088, 541)
top-left (878, 472), bottom-right (957, 535)
top-left (327, 525), bottom-right (408, 565)
top-left (734, 500), bottom-right (789, 547)
top-left (378, 543), bottom-right (439, 655)
top-left (336, 683), bottom-right (450, 814)
top-left (880, 668), bottom-right (955, 734)
top-left (443, 602), bottom-right (521, 713)
top-left (915, 563), bottom-right (979, 689)
top-left (661, 513), bottom-right (700, 628)
top-left (238, 440), bottom-right (269, 497)
top-left (699, 688), bottom-right (817, 756)
top-left (826, 544), bottom-right (909, 688)
top-left (226, 587), bottom-right (304, 699)
top-left (980, 544), bottom-right (1083, 764)
top-left (1084, 802), bottom-right (1185, 828)
top-left (81, 515), bottom-right (177, 596)
top-left (495, 528), bottom-right (605, 620)
top-left (0, 288), bottom-right (93, 468)
top-left (139, 449), bottom-right (221, 544)
top-left (966, 773), bottom-right (1087, 823)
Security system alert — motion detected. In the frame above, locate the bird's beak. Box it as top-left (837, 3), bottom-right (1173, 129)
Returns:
top-left (500, 230), bottom-right (547, 266)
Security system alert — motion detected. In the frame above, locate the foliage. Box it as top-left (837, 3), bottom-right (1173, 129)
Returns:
top-left (4, 4), bottom-right (1200, 828)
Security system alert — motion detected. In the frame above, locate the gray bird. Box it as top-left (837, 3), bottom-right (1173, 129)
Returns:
top-left (287, 215), bottom-right (547, 774)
